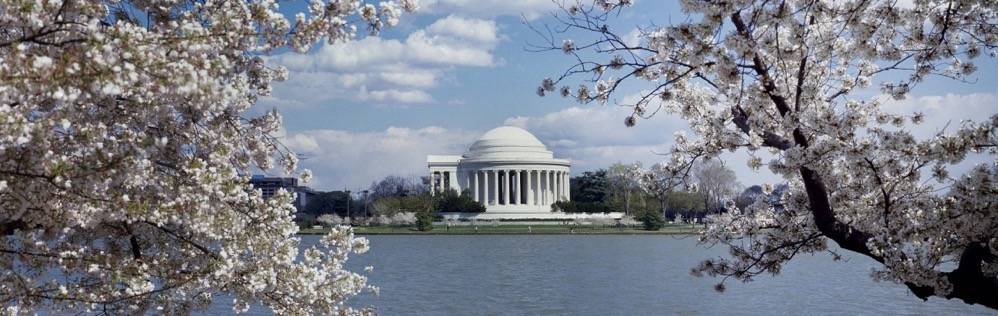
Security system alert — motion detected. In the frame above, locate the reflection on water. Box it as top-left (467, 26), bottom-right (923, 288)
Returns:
top-left (214, 235), bottom-right (992, 315)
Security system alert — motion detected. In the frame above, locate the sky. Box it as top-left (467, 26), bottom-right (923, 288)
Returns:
top-left (255, 1), bottom-right (998, 191)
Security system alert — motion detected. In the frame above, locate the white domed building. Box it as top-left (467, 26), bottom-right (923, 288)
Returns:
top-left (428, 126), bottom-right (620, 220)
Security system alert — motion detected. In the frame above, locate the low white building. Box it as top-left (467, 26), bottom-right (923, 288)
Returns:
top-left (428, 126), bottom-right (620, 220)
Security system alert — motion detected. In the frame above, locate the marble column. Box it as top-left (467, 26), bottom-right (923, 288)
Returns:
top-left (561, 171), bottom-right (568, 201)
top-left (509, 170), bottom-right (523, 205)
top-left (491, 170), bottom-right (498, 205)
top-left (552, 171), bottom-right (557, 203)
top-left (430, 171), bottom-right (437, 196)
top-left (527, 170), bottom-right (534, 205)
top-left (548, 170), bottom-right (554, 204)
top-left (450, 170), bottom-right (460, 193)
top-left (560, 171), bottom-right (565, 201)
top-left (556, 171), bottom-right (561, 201)
top-left (541, 170), bottom-right (551, 205)
top-left (473, 171), bottom-right (479, 203)
top-left (535, 170), bottom-right (541, 205)
top-left (481, 170), bottom-right (487, 205)
top-left (501, 170), bottom-right (508, 205)
top-left (539, 170), bottom-right (545, 205)
top-left (541, 171), bottom-right (548, 205)
top-left (548, 170), bottom-right (554, 203)
top-left (554, 171), bottom-right (560, 201)
top-left (564, 172), bottom-right (570, 201)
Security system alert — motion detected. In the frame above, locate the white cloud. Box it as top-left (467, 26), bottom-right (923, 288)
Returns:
top-left (503, 105), bottom-right (681, 148)
top-left (271, 29), bottom-right (496, 71)
top-left (359, 87), bottom-right (434, 103)
top-left (421, 0), bottom-right (556, 20)
top-left (262, 15), bottom-right (498, 107)
top-left (378, 70), bottom-right (438, 88)
top-left (623, 28), bottom-right (642, 47)
top-left (283, 126), bottom-right (480, 190)
top-left (881, 92), bottom-right (998, 138)
top-left (425, 15), bottom-right (499, 44)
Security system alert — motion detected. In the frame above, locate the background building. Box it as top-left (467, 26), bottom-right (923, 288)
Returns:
top-left (249, 175), bottom-right (315, 211)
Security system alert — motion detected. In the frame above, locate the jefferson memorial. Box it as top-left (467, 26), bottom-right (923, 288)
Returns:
top-left (428, 126), bottom-right (620, 220)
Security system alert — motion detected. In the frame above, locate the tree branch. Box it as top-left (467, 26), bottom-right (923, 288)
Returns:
top-left (1, 220), bottom-right (31, 235)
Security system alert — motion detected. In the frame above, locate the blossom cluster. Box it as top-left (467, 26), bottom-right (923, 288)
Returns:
top-left (0, 0), bottom-right (414, 314)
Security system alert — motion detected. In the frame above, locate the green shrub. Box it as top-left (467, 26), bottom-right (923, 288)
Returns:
top-left (415, 210), bottom-right (434, 231)
top-left (551, 200), bottom-right (577, 212)
top-left (434, 189), bottom-right (486, 213)
top-left (638, 210), bottom-right (665, 231)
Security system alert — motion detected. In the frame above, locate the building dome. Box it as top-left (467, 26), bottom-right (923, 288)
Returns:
top-left (464, 126), bottom-right (553, 159)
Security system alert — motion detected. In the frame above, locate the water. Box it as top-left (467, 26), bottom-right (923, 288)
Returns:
top-left (233, 235), bottom-right (994, 315)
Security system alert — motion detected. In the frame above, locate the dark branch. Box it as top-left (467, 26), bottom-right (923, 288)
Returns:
top-left (1, 220), bottom-right (31, 235)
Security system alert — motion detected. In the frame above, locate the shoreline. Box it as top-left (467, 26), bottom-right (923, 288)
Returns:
top-left (297, 224), bottom-right (701, 236)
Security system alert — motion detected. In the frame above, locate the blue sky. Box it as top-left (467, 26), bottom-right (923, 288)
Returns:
top-left (256, 1), bottom-right (998, 191)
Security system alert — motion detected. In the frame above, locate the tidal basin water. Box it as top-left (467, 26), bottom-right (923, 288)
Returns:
top-left (246, 235), bottom-right (992, 315)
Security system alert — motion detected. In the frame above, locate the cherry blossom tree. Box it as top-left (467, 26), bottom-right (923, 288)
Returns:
top-left (0, 0), bottom-right (414, 314)
top-left (535, 0), bottom-right (998, 309)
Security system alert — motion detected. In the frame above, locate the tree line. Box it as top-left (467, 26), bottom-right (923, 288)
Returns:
top-left (297, 175), bottom-right (483, 231)
top-left (558, 160), bottom-right (750, 224)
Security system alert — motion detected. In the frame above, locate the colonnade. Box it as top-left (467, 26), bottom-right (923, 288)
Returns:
top-left (467, 169), bottom-right (569, 206)
top-left (429, 170), bottom-right (458, 195)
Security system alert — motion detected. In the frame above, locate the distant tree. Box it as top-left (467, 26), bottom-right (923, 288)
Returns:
top-left (400, 193), bottom-right (434, 214)
top-left (295, 213), bottom-right (318, 229)
top-left (571, 169), bottom-right (610, 203)
top-left (369, 175), bottom-right (427, 199)
top-left (369, 175), bottom-right (407, 198)
top-left (637, 162), bottom-right (691, 219)
top-left (305, 192), bottom-right (336, 216)
top-left (608, 162), bottom-right (644, 215)
top-left (304, 191), bottom-right (358, 217)
top-left (692, 160), bottom-right (740, 214)
top-left (735, 185), bottom-right (765, 211)
top-left (664, 191), bottom-right (706, 221)
top-left (371, 196), bottom-right (403, 216)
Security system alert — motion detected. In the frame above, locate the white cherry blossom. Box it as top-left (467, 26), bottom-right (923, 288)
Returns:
top-left (0, 0), bottom-right (415, 314)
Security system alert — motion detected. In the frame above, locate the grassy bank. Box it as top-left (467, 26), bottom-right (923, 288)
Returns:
top-left (298, 223), bottom-right (699, 235)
